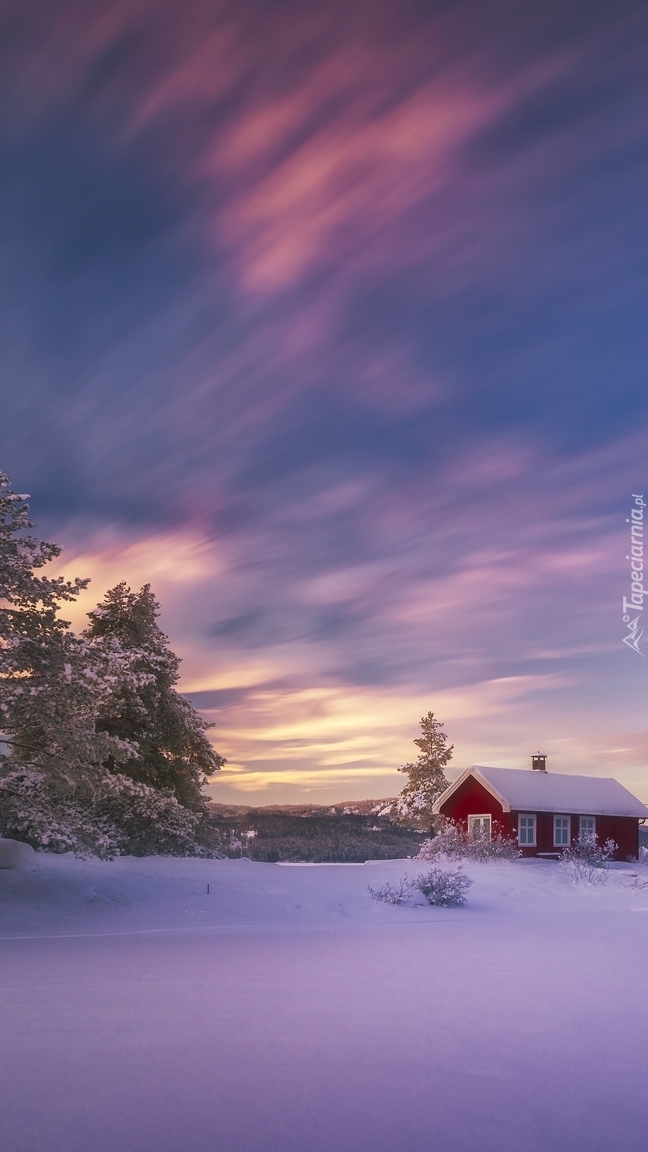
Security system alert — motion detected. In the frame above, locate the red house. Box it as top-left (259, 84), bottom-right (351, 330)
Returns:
top-left (432, 756), bottom-right (648, 860)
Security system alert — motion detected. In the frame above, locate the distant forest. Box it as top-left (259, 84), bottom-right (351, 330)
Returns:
top-left (208, 800), bottom-right (426, 863)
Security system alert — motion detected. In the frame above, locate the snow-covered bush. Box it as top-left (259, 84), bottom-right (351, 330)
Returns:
top-left (368, 875), bottom-right (417, 905)
top-left (369, 864), bottom-right (472, 907)
top-left (417, 819), bottom-right (520, 862)
top-left (415, 865), bottom-right (472, 905)
top-left (417, 820), bottom-right (465, 858)
top-left (560, 835), bottom-right (616, 883)
top-left (639, 846), bottom-right (648, 866)
top-left (464, 831), bottom-right (521, 862)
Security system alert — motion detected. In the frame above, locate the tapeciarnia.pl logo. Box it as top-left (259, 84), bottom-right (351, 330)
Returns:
top-left (622, 493), bottom-right (645, 656)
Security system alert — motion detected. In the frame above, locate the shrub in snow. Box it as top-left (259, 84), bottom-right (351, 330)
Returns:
top-left (415, 865), bottom-right (472, 906)
top-left (560, 835), bottom-right (617, 883)
top-left (417, 819), bottom-right (520, 862)
top-left (464, 831), bottom-right (521, 862)
top-left (368, 875), bottom-right (417, 905)
top-left (639, 846), bottom-right (648, 866)
top-left (417, 820), bottom-right (465, 859)
top-left (369, 864), bottom-right (471, 907)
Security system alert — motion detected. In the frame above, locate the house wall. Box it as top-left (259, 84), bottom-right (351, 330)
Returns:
top-left (592, 815), bottom-right (638, 860)
top-left (509, 812), bottom-right (638, 859)
top-left (439, 775), bottom-right (640, 860)
top-left (514, 810), bottom-right (551, 858)
top-left (438, 777), bottom-right (513, 837)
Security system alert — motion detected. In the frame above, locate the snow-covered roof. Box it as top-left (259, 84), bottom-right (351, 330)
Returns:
top-left (433, 765), bottom-right (648, 818)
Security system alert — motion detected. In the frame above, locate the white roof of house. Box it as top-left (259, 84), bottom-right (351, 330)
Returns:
top-left (433, 765), bottom-right (648, 818)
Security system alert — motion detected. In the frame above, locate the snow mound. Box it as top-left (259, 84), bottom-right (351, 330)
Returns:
top-left (0, 838), bottom-right (37, 870)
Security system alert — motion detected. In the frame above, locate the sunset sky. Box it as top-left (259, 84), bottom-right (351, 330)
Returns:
top-left (1, 0), bottom-right (647, 803)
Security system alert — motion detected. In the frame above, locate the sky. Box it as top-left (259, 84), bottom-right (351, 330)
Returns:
top-left (1, 0), bottom-right (648, 804)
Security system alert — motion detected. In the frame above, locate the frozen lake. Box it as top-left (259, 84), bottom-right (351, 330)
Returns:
top-left (1, 854), bottom-right (647, 1151)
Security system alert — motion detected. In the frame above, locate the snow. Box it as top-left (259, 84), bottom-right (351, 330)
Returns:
top-left (2, 853), bottom-right (648, 1151)
top-left (0, 837), bottom-right (37, 869)
top-left (436, 764), bottom-right (648, 816)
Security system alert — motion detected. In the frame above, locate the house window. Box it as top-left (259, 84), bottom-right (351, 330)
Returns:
top-left (554, 815), bottom-right (570, 847)
top-left (518, 814), bottom-right (536, 846)
top-left (468, 815), bottom-right (491, 841)
top-left (579, 816), bottom-right (596, 842)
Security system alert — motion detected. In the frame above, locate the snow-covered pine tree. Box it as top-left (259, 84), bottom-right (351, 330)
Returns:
top-left (84, 583), bottom-right (225, 814)
top-left (391, 711), bottom-right (453, 831)
top-left (0, 473), bottom-right (138, 851)
top-left (0, 472), bottom-right (116, 785)
top-left (0, 472), bottom-right (222, 856)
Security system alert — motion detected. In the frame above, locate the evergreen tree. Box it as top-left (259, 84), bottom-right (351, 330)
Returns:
top-left (392, 712), bottom-right (453, 831)
top-left (0, 474), bottom-right (143, 852)
top-left (0, 472), bottom-right (129, 792)
top-left (0, 472), bottom-right (223, 856)
top-left (0, 471), bottom-right (88, 668)
top-left (84, 583), bottom-right (225, 812)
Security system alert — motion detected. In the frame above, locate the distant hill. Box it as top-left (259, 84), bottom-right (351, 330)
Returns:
top-left (207, 798), bottom-right (395, 818)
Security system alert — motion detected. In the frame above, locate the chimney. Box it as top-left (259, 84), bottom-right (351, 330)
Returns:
top-left (531, 753), bottom-right (547, 772)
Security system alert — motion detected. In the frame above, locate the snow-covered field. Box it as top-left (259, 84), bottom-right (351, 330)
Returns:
top-left (1, 853), bottom-right (648, 1152)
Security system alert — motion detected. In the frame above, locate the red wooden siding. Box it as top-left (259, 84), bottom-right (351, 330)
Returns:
top-left (438, 774), bottom-right (640, 860)
top-left (588, 815), bottom-right (638, 860)
top-left (437, 777), bottom-right (513, 837)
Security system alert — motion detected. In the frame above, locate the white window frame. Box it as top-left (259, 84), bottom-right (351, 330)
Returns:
top-left (553, 815), bottom-right (570, 847)
top-left (579, 815), bottom-right (596, 842)
top-left (518, 813), bottom-right (537, 847)
top-left (468, 814), bottom-right (492, 841)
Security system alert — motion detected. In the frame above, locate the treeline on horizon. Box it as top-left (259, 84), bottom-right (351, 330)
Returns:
top-left (208, 802), bottom-right (426, 863)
